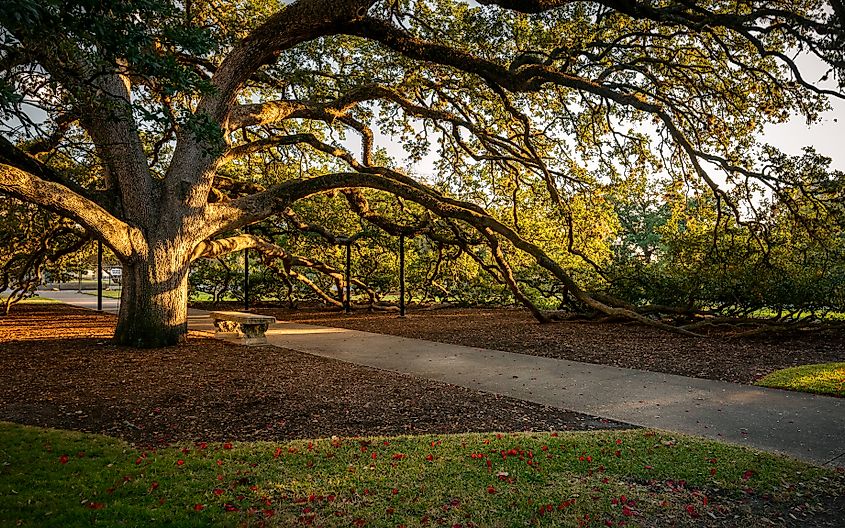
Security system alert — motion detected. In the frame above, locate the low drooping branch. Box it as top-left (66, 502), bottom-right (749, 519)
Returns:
top-left (1, 226), bottom-right (91, 315)
top-left (192, 233), bottom-right (379, 306)
top-left (209, 170), bottom-right (702, 335)
top-left (0, 164), bottom-right (142, 260)
top-left (0, 136), bottom-right (93, 200)
top-left (479, 226), bottom-right (550, 323)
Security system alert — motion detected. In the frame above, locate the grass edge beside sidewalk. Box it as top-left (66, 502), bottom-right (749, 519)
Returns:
top-left (756, 362), bottom-right (845, 398)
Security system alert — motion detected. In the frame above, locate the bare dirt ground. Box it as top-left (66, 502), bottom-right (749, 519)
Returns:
top-left (216, 303), bottom-right (845, 384)
top-left (0, 303), bottom-right (624, 448)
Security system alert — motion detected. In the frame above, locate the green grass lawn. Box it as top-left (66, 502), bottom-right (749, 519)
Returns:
top-left (78, 290), bottom-right (123, 299)
top-left (0, 295), bottom-right (61, 305)
top-left (756, 362), bottom-right (845, 397)
top-left (1, 422), bottom-right (841, 527)
top-left (79, 291), bottom-right (225, 301)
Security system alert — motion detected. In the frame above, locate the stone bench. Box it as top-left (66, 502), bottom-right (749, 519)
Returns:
top-left (210, 311), bottom-right (276, 345)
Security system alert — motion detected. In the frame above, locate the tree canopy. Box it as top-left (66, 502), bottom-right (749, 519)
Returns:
top-left (1, 0), bottom-right (844, 346)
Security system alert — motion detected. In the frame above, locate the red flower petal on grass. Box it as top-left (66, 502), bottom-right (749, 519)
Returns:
top-left (425, 454), bottom-right (433, 461)
top-left (685, 504), bottom-right (699, 518)
top-left (176, 459), bottom-right (185, 466)
top-left (742, 470), bottom-right (754, 481)
top-left (59, 454), bottom-right (69, 464)
top-left (150, 482), bottom-right (159, 491)
top-left (87, 502), bottom-right (105, 510)
top-left (487, 486), bottom-right (496, 494)
top-left (223, 442), bottom-right (233, 450)
top-left (194, 504), bottom-right (204, 511)
top-left (213, 488), bottom-right (224, 496)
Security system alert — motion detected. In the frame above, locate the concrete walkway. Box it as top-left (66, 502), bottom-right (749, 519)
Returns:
top-left (38, 291), bottom-right (845, 466)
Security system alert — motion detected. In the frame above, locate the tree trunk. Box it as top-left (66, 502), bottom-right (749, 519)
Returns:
top-left (114, 243), bottom-right (191, 347)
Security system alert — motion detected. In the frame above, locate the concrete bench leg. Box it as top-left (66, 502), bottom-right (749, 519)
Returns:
top-left (240, 323), bottom-right (269, 345)
top-left (213, 319), bottom-right (240, 338)
top-left (213, 320), bottom-right (269, 345)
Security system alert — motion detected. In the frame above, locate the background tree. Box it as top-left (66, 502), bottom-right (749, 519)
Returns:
top-left (1, 0), bottom-right (843, 346)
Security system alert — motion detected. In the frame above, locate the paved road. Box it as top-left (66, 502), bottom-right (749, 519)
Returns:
top-left (39, 291), bottom-right (845, 466)
top-left (35, 290), bottom-right (213, 330)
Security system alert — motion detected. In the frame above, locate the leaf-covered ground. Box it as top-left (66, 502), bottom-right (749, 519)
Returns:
top-left (0, 303), bottom-right (623, 447)
top-left (239, 304), bottom-right (845, 384)
top-left (2, 422), bottom-right (843, 527)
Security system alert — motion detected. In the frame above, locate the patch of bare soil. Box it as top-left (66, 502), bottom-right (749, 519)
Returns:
top-left (0, 303), bottom-right (625, 447)
top-left (224, 304), bottom-right (845, 384)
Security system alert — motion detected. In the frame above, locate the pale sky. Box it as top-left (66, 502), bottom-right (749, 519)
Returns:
top-left (760, 54), bottom-right (844, 171)
top-left (762, 95), bottom-right (844, 171)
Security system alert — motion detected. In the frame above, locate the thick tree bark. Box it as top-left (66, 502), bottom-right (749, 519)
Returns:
top-left (114, 243), bottom-right (191, 347)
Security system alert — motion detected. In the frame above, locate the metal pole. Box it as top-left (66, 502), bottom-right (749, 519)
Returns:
top-left (399, 233), bottom-right (405, 317)
top-left (345, 241), bottom-right (352, 314)
top-left (244, 247), bottom-right (250, 311)
top-left (97, 240), bottom-right (103, 311)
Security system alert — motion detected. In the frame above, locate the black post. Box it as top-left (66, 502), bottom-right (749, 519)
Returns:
top-left (97, 240), bottom-right (103, 311)
top-left (244, 246), bottom-right (250, 311)
top-left (345, 241), bottom-right (352, 314)
top-left (399, 233), bottom-right (405, 317)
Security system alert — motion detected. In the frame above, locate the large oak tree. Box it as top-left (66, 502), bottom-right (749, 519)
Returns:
top-left (1, 0), bottom-right (843, 346)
